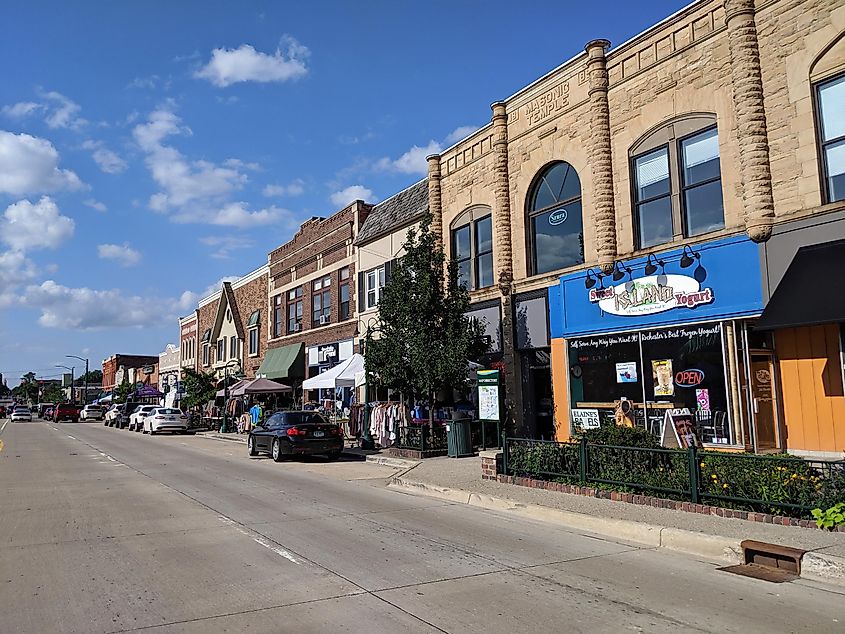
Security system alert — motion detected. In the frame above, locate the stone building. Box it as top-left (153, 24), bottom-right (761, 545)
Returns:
top-left (427, 0), bottom-right (845, 455)
top-left (158, 343), bottom-right (181, 404)
top-left (259, 201), bottom-right (371, 396)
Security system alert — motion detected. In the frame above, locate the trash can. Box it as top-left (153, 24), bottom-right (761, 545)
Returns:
top-left (447, 413), bottom-right (473, 458)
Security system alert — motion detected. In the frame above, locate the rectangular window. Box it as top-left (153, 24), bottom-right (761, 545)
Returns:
top-left (287, 287), bottom-right (304, 333)
top-left (453, 225), bottom-right (471, 289)
top-left (217, 339), bottom-right (225, 362)
top-left (634, 147), bottom-right (673, 248)
top-left (312, 289), bottom-right (331, 326)
top-left (366, 266), bottom-right (385, 309)
top-left (340, 267), bottom-right (350, 281)
top-left (202, 344), bottom-right (209, 366)
top-left (474, 216), bottom-right (493, 289)
top-left (818, 74), bottom-right (845, 203)
top-left (230, 335), bottom-right (238, 359)
top-left (273, 296), bottom-right (283, 338)
top-left (680, 127), bottom-right (724, 236)
top-left (340, 283), bottom-right (350, 320)
top-left (249, 328), bottom-right (259, 356)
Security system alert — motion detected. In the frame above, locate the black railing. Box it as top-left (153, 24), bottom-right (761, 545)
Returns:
top-left (395, 424), bottom-right (449, 452)
top-left (503, 436), bottom-right (845, 518)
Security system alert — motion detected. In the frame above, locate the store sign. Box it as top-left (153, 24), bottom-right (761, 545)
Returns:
top-left (675, 369), bottom-right (705, 387)
top-left (571, 408), bottom-right (600, 429)
top-left (588, 275), bottom-right (714, 317)
top-left (548, 208), bottom-right (569, 225)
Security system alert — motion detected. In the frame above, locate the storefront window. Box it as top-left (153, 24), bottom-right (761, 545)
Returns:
top-left (567, 323), bottom-right (733, 444)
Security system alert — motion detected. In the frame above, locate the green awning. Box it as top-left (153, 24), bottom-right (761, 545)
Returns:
top-left (247, 309), bottom-right (260, 327)
top-left (257, 343), bottom-right (304, 380)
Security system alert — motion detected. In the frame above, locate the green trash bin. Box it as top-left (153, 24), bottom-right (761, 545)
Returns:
top-left (447, 415), bottom-right (473, 458)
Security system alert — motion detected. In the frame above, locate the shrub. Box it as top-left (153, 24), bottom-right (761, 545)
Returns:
top-left (812, 503), bottom-right (845, 530)
top-left (577, 424), bottom-right (661, 448)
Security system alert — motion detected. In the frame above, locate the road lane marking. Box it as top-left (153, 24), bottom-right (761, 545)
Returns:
top-left (217, 516), bottom-right (301, 565)
top-left (0, 439), bottom-right (4, 453)
top-left (66, 435), bottom-right (76, 440)
top-left (0, 420), bottom-right (8, 434)
top-left (99, 451), bottom-right (117, 463)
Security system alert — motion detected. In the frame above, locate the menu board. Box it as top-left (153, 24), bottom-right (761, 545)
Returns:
top-left (660, 409), bottom-right (702, 449)
top-left (476, 369), bottom-right (501, 422)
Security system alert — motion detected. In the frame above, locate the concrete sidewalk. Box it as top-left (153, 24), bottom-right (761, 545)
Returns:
top-left (389, 453), bottom-right (845, 587)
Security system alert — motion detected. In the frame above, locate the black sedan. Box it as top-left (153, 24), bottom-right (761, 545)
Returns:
top-left (248, 411), bottom-right (343, 462)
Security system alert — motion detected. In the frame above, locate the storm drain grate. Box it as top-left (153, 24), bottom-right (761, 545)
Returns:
top-left (718, 540), bottom-right (805, 583)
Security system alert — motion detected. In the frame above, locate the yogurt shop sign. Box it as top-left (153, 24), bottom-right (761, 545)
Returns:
top-left (588, 274), bottom-right (714, 317)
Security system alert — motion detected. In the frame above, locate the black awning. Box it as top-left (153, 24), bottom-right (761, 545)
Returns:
top-left (756, 238), bottom-right (845, 330)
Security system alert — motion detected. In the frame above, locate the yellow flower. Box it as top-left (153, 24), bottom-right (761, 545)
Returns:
top-left (711, 474), bottom-right (717, 480)
top-left (700, 462), bottom-right (705, 468)
top-left (722, 483), bottom-right (729, 489)
top-left (790, 474), bottom-right (797, 479)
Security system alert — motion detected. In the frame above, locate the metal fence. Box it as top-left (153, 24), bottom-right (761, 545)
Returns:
top-left (395, 420), bottom-right (502, 453)
top-left (503, 436), bottom-right (845, 517)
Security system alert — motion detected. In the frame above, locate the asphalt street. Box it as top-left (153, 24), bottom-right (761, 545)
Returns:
top-left (1, 418), bottom-right (843, 633)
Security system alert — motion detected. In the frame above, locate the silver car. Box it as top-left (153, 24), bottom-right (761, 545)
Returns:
top-left (143, 408), bottom-right (188, 435)
top-left (11, 407), bottom-right (32, 422)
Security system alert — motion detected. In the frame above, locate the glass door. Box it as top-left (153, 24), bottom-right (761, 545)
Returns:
top-left (750, 353), bottom-right (779, 450)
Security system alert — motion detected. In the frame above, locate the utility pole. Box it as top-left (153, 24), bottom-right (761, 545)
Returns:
top-left (67, 355), bottom-right (89, 405)
top-left (56, 365), bottom-right (75, 404)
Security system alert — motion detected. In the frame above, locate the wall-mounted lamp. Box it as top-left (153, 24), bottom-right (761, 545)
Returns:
top-left (584, 268), bottom-right (604, 290)
top-left (644, 253), bottom-right (665, 276)
top-left (611, 260), bottom-right (632, 282)
top-left (680, 245), bottom-right (707, 282)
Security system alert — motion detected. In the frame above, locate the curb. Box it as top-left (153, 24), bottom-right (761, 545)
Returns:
top-left (387, 477), bottom-right (845, 584)
top-left (353, 454), bottom-right (420, 469)
top-left (197, 432), bottom-right (246, 445)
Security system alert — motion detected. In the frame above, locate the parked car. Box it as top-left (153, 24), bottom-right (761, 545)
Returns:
top-left (11, 407), bottom-right (32, 422)
top-left (43, 407), bottom-right (54, 419)
top-left (37, 403), bottom-right (56, 418)
top-left (128, 405), bottom-right (156, 432)
top-left (117, 402), bottom-right (143, 429)
top-left (54, 403), bottom-right (81, 423)
top-left (79, 405), bottom-right (105, 421)
top-left (247, 411), bottom-right (343, 462)
top-left (143, 407), bottom-right (188, 435)
top-left (105, 404), bottom-right (123, 426)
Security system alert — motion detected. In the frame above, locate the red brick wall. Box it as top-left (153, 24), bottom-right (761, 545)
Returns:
top-left (232, 273), bottom-right (268, 378)
top-left (102, 357), bottom-right (117, 391)
top-left (197, 300), bottom-right (217, 371)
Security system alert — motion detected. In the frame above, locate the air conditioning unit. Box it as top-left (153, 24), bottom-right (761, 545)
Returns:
top-left (292, 323), bottom-right (302, 332)
top-left (319, 315), bottom-right (330, 325)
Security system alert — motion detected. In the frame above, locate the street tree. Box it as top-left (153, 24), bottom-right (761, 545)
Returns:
top-left (12, 372), bottom-right (39, 404)
top-left (365, 214), bottom-right (487, 427)
top-left (113, 377), bottom-right (134, 404)
top-left (181, 367), bottom-right (217, 410)
top-left (75, 370), bottom-right (103, 385)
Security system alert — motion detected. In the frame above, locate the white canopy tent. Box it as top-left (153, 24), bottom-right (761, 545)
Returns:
top-left (302, 353), bottom-right (366, 390)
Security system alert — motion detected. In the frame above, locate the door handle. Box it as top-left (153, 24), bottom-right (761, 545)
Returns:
top-left (753, 398), bottom-right (759, 414)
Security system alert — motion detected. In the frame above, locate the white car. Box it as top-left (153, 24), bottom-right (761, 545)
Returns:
top-left (80, 405), bottom-right (105, 421)
top-left (11, 407), bottom-right (32, 422)
top-left (128, 405), bottom-right (156, 432)
top-left (143, 408), bottom-right (188, 435)
top-left (104, 405), bottom-right (122, 426)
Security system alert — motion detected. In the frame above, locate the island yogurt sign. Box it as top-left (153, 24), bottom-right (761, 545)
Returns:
top-left (588, 274), bottom-right (714, 317)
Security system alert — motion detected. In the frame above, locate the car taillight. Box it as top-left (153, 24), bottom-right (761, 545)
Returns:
top-left (329, 427), bottom-right (339, 436)
top-left (155, 416), bottom-right (165, 420)
top-left (180, 415), bottom-right (187, 419)
top-left (286, 427), bottom-right (305, 436)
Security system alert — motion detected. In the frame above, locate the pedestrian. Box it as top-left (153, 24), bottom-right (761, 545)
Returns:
top-left (249, 401), bottom-right (263, 428)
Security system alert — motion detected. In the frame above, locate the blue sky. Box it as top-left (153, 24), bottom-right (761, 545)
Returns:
top-left (0, 0), bottom-right (687, 386)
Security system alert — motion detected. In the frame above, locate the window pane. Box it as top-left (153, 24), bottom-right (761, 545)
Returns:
top-left (453, 225), bottom-right (471, 260)
top-left (340, 267), bottom-right (349, 280)
top-left (682, 128), bottom-right (720, 185)
top-left (313, 294), bottom-right (321, 311)
top-left (475, 216), bottom-right (492, 254)
top-left (322, 290), bottom-right (331, 313)
top-left (637, 197), bottom-right (673, 248)
top-left (340, 284), bottom-right (349, 303)
top-left (825, 139), bottom-right (845, 203)
top-left (819, 75), bottom-right (845, 142)
top-left (457, 259), bottom-right (471, 288)
top-left (684, 180), bottom-right (725, 236)
top-left (366, 270), bottom-right (375, 290)
top-left (296, 302), bottom-right (303, 317)
top-left (477, 252), bottom-right (494, 288)
top-left (378, 267), bottom-right (385, 287)
top-left (635, 147), bottom-right (670, 201)
top-left (530, 162), bottom-right (581, 211)
top-left (532, 199), bottom-right (584, 274)
top-left (367, 289), bottom-right (376, 308)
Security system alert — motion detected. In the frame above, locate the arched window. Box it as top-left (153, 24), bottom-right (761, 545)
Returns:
top-left (450, 206), bottom-right (493, 290)
top-left (527, 162), bottom-right (584, 275)
top-left (630, 114), bottom-right (724, 249)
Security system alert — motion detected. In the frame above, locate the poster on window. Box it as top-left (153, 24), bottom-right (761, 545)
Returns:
top-left (616, 361), bottom-right (638, 383)
top-left (696, 389), bottom-right (710, 411)
top-left (652, 359), bottom-right (674, 397)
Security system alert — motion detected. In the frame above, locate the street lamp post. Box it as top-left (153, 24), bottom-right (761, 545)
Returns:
top-left (55, 365), bottom-right (75, 404)
top-left (66, 355), bottom-right (89, 405)
top-left (221, 360), bottom-right (241, 433)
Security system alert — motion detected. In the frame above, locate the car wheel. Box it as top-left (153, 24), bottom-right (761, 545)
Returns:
top-left (326, 450), bottom-right (342, 461)
top-left (272, 438), bottom-right (283, 462)
top-left (149, 426), bottom-right (156, 436)
top-left (247, 435), bottom-right (257, 457)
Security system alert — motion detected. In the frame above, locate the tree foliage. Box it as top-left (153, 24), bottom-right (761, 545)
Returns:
top-left (113, 377), bottom-right (134, 404)
top-left (75, 370), bottom-right (103, 385)
top-left (11, 372), bottom-right (39, 404)
top-left (365, 214), bottom-right (488, 424)
top-left (181, 367), bottom-right (217, 410)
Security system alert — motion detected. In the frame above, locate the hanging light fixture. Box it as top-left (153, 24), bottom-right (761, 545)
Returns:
top-left (644, 253), bottom-right (664, 276)
top-left (584, 268), bottom-right (603, 289)
top-left (680, 245), bottom-right (699, 268)
top-left (611, 260), bottom-right (631, 282)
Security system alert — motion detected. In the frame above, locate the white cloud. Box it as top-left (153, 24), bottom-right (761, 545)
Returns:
top-left (175, 276), bottom-right (239, 313)
top-left (330, 185), bottom-right (376, 207)
top-left (83, 198), bottom-right (107, 212)
top-left (376, 140), bottom-right (441, 175)
top-left (39, 90), bottom-right (86, 130)
top-left (199, 235), bottom-right (254, 259)
top-left (97, 243), bottom-right (141, 267)
top-left (205, 202), bottom-right (288, 228)
top-left (20, 281), bottom-right (152, 329)
top-left (133, 108), bottom-right (247, 213)
top-left (1, 197), bottom-right (75, 252)
top-left (263, 179), bottom-right (304, 197)
top-left (0, 131), bottom-right (84, 196)
top-left (81, 140), bottom-right (128, 174)
top-left (194, 37), bottom-right (309, 87)
top-left (0, 250), bottom-right (38, 292)
top-left (127, 75), bottom-right (159, 90)
top-left (1, 101), bottom-right (44, 119)
top-left (444, 125), bottom-right (480, 145)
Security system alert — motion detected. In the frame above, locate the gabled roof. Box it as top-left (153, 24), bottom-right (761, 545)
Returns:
top-left (211, 282), bottom-right (245, 342)
top-left (355, 179), bottom-right (428, 246)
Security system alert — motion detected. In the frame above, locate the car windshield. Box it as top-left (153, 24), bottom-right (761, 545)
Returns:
top-left (16, 408), bottom-right (30, 413)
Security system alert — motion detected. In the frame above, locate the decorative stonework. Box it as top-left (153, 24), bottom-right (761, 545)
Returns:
top-left (427, 154), bottom-right (443, 244)
top-left (491, 102), bottom-right (514, 285)
top-left (725, 0), bottom-right (774, 242)
top-left (585, 39), bottom-right (617, 271)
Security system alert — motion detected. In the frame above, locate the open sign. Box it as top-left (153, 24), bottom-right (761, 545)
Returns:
top-left (675, 369), bottom-right (704, 387)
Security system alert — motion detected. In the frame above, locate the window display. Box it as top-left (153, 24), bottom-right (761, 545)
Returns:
top-left (567, 322), bottom-right (733, 444)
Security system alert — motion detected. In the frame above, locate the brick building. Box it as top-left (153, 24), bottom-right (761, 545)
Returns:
top-left (259, 201), bottom-right (371, 394)
top-left (102, 354), bottom-right (160, 392)
top-left (426, 0), bottom-right (845, 455)
top-left (180, 314), bottom-right (198, 373)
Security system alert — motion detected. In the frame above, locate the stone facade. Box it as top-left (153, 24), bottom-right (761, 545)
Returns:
top-left (431, 0), bottom-right (845, 434)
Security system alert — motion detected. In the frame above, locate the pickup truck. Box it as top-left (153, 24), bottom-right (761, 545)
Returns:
top-left (54, 403), bottom-right (81, 423)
